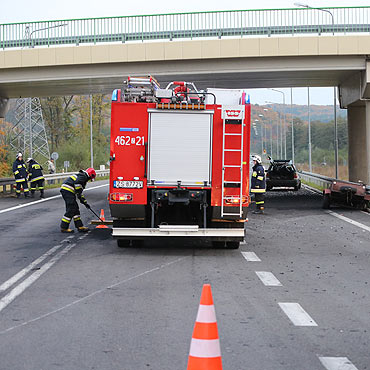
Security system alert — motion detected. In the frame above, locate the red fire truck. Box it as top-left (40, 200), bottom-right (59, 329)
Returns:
top-left (109, 77), bottom-right (251, 248)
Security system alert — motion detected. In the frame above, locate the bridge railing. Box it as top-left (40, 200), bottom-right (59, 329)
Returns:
top-left (0, 169), bottom-right (109, 194)
top-left (1, 7), bottom-right (370, 49)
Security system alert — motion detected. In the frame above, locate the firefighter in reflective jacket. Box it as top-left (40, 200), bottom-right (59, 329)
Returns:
top-left (60, 168), bottom-right (96, 233)
top-left (251, 155), bottom-right (266, 214)
top-left (27, 158), bottom-right (45, 198)
top-left (12, 152), bottom-right (30, 198)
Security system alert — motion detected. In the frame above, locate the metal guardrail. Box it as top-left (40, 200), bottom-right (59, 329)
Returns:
top-left (0, 169), bottom-right (109, 194)
top-left (299, 170), bottom-right (333, 190)
top-left (299, 170), bottom-right (370, 192)
top-left (1, 7), bottom-right (370, 49)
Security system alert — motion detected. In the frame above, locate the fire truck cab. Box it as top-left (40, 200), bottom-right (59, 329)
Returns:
top-left (109, 77), bottom-right (251, 248)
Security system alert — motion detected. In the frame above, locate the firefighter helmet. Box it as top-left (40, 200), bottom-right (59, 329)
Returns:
top-left (26, 157), bottom-right (33, 163)
top-left (252, 155), bottom-right (262, 164)
top-left (85, 167), bottom-right (96, 181)
top-left (16, 152), bottom-right (23, 159)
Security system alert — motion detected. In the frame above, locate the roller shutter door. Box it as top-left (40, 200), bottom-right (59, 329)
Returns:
top-left (148, 111), bottom-right (213, 186)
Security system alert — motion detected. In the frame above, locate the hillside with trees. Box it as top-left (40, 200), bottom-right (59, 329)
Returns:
top-left (251, 103), bottom-right (348, 179)
top-left (2, 95), bottom-right (111, 176)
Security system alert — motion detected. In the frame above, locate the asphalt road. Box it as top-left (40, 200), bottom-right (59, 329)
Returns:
top-left (0, 183), bottom-right (369, 370)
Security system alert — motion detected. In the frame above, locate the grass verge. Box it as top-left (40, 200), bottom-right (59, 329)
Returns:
top-left (301, 179), bottom-right (325, 192)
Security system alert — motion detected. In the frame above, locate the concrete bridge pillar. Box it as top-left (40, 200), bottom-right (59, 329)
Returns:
top-left (347, 101), bottom-right (370, 184)
top-left (0, 97), bottom-right (9, 118)
top-left (339, 60), bottom-right (370, 184)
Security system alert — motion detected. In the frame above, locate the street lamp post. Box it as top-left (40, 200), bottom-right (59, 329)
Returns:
top-left (265, 101), bottom-right (279, 158)
top-left (258, 113), bottom-right (264, 158)
top-left (295, 3), bottom-right (338, 177)
top-left (263, 108), bottom-right (268, 157)
top-left (270, 89), bottom-right (286, 158)
top-left (308, 87), bottom-right (312, 172)
top-left (90, 94), bottom-right (94, 169)
top-left (291, 88), bottom-right (295, 163)
top-left (294, 3), bottom-right (335, 34)
top-left (334, 88), bottom-right (338, 178)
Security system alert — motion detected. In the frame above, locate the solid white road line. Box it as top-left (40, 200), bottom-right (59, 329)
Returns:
top-left (61, 235), bottom-right (75, 243)
top-left (319, 357), bottom-right (358, 370)
top-left (0, 183), bottom-right (108, 215)
top-left (0, 194), bottom-right (61, 215)
top-left (241, 251), bottom-right (261, 262)
top-left (0, 244), bottom-right (64, 293)
top-left (328, 210), bottom-right (370, 233)
top-left (0, 256), bottom-right (188, 334)
top-left (278, 302), bottom-right (318, 326)
top-left (0, 243), bottom-right (76, 314)
top-left (255, 271), bottom-right (283, 286)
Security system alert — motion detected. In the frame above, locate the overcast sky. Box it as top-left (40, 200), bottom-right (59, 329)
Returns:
top-left (2, 0), bottom-right (368, 23)
top-left (1, 1), bottom-right (366, 106)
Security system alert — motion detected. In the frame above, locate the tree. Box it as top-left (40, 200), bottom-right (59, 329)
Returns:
top-left (40, 96), bottom-right (76, 152)
top-left (56, 94), bottom-right (110, 170)
top-left (0, 118), bottom-right (11, 176)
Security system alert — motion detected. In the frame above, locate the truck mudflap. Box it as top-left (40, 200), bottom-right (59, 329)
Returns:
top-left (113, 225), bottom-right (245, 240)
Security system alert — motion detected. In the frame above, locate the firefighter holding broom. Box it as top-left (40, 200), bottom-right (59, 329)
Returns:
top-left (60, 168), bottom-right (96, 233)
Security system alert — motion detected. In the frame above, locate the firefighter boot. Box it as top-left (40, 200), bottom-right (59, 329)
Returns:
top-left (78, 226), bottom-right (89, 232)
top-left (30, 191), bottom-right (35, 198)
top-left (40, 189), bottom-right (45, 199)
top-left (252, 207), bottom-right (264, 214)
top-left (61, 228), bottom-right (74, 233)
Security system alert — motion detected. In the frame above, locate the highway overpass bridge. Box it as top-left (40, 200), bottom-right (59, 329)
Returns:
top-left (1, 7), bottom-right (370, 183)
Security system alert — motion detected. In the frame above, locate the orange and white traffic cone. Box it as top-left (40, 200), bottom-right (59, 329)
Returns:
top-left (187, 284), bottom-right (222, 370)
top-left (96, 209), bottom-right (109, 229)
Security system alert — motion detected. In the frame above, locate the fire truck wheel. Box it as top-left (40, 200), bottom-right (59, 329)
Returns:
top-left (322, 194), bottom-right (331, 209)
top-left (132, 240), bottom-right (144, 247)
top-left (225, 241), bottom-right (240, 249)
top-left (212, 241), bottom-right (226, 248)
top-left (117, 239), bottom-right (131, 248)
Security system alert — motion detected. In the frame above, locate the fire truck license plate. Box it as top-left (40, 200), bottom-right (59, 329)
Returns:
top-left (114, 180), bottom-right (143, 189)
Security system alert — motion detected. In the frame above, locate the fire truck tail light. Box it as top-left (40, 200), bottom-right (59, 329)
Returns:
top-left (225, 196), bottom-right (249, 204)
top-left (110, 193), bottom-right (133, 202)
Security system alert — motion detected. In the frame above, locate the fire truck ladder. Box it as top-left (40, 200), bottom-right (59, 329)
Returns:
top-left (221, 118), bottom-right (244, 218)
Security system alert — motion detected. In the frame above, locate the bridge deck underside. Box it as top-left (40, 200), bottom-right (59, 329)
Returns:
top-left (0, 55), bottom-right (363, 97)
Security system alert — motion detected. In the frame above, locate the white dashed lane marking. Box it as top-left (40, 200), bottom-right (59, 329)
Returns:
top-left (278, 302), bottom-right (318, 326)
top-left (241, 251), bottom-right (261, 262)
top-left (255, 271), bottom-right (283, 286)
top-left (319, 357), bottom-right (358, 370)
